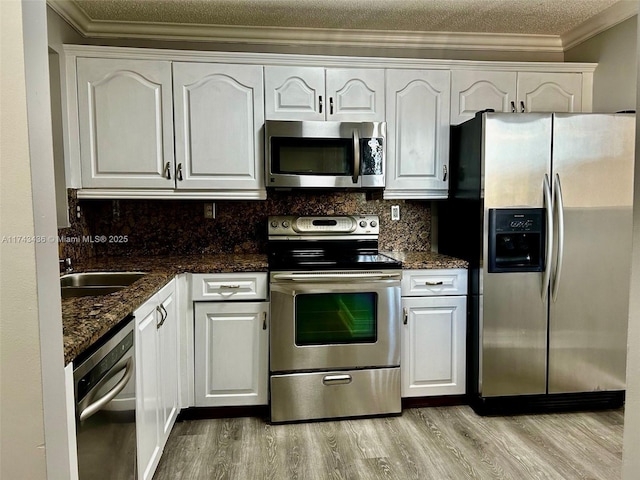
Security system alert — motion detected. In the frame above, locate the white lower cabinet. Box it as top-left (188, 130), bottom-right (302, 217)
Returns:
top-left (135, 278), bottom-right (179, 480)
top-left (192, 273), bottom-right (269, 407)
top-left (401, 269), bottom-right (467, 397)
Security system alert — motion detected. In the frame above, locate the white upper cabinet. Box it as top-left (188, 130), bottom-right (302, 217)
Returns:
top-left (516, 72), bottom-right (583, 114)
top-left (385, 69), bottom-right (451, 199)
top-left (77, 58), bottom-right (174, 189)
top-left (264, 66), bottom-right (385, 121)
top-left (450, 70), bottom-right (517, 124)
top-left (451, 70), bottom-right (584, 124)
top-left (173, 63), bottom-right (265, 193)
top-left (75, 57), bottom-right (264, 198)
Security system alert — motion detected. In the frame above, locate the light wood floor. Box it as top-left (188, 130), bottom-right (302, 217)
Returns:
top-left (153, 406), bottom-right (623, 480)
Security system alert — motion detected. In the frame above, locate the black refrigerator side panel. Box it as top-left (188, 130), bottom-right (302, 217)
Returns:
top-left (440, 113), bottom-right (484, 294)
top-left (449, 114), bottom-right (483, 201)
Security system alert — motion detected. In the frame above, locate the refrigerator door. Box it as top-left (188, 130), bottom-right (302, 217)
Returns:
top-left (548, 114), bottom-right (634, 394)
top-left (481, 113), bottom-right (552, 397)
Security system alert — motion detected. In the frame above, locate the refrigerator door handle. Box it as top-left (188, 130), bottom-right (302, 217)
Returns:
top-left (542, 174), bottom-right (553, 302)
top-left (552, 173), bottom-right (565, 302)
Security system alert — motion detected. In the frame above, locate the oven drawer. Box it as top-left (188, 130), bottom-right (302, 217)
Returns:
top-left (270, 367), bottom-right (401, 423)
top-left (401, 269), bottom-right (468, 296)
top-left (191, 273), bottom-right (267, 301)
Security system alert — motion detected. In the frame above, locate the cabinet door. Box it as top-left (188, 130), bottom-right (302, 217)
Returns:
top-left (173, 63), bottom-right (265, 191)
top-left (516, 72), bottom-right (582, 113)
top-left (450, 70), bottom-right (517, 125)
top-left (156, 280), bottom-right (178, 446)
top-left (135, 298), bottom-right (162, 480)
top-left (385, 70), bottom-right (450, 199)
top-left (401, 296), bottom-right (466, 397)
top-left (264, 66), bottom-right (325, 120)
top-left (325, 69), bottom-right (385, 121)
top-left (77, 58), bottom-right (174, 189)
top-left (194, 302), bottom-right (269, 406)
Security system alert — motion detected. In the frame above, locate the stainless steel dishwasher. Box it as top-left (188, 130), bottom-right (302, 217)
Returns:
top-left (73, 316), bottom-right (136, 479)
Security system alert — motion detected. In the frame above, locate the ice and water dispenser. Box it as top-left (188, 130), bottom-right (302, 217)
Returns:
top-left (488, 209), bottom-right (545, 273)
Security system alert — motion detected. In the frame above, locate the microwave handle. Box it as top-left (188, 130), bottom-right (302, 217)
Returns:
top-left (352, 129), bottom-right (360, 183)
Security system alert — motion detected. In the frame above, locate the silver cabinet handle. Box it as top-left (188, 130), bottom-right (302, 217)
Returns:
top-left (220, 284), bottom-right (241, 289)
top-left (426, 281), bottom-right (444, 286)
top-left (79, 357), bottom-right (133, 422)
top-left (176, 163), bottom-right (183, 181)
top-left (443, 165), bottom-right (448, 182)
top-left (511, 101), bottom-right (516, 113)
top-left (322, 374), bottom-right (352, 386)
top-left (262, 311), bottom-right (267, 330)
top-left (164, 162), bottom-right (172, 180)
top-left (160, 304), bottom-right (168, 327)
top-left (329, 97), bottom-right (334, 115)
top-left (541, 174), bottom-right (553, 302)
top-left (352, 129), bottom-right (360, 184)
top-left (403, 307), bottom-right (408, 325)
top-left (319, 95), bottom-right (323, 114)
top-left (552, 173), bottom-right (565, 302)
top-left (520, 101), bottom-right (526, 113)
top-left (156, 305), bottom-right (167, 328)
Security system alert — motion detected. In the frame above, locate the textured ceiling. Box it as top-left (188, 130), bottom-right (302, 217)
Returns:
top-left (69, 0), bottom-right (625, 35)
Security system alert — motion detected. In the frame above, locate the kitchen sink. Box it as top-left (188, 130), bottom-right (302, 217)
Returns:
top-left (60, 272), bottom-right (146, 298)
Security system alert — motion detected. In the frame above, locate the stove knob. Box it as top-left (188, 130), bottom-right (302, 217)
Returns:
top-left (282, 221), bottom-right (290, 228)
top-left (270, 221), bottom-right (279, 228)
top-left (370, 220), bottom-right (378, 227)
top-left (359, 220), bottom-right (367, 228)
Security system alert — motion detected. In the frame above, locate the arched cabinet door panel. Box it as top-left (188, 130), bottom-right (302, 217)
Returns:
top-left (450, 70), bottom-right (516, 124)
top-left (173, 63), bottom-right (264, 191)
top-left (325, 69), bottom-right (385, 122)
top-left (77, 58), bottom-right (174, 188)
top-left (517, 72), bottom-right (582, 113)
top-left (385, 69), bottom-right (450, 199)
top-left (264, 66), bottom-right (325, 120)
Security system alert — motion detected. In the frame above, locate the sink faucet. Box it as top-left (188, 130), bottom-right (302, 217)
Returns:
top-left (59, 257), bottom-right (73, 274)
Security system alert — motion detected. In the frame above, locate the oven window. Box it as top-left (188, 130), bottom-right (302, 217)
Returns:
top-left (271, 137), bottom-right (353, 175)
top-left (295, 292), bottom-right (377, 345)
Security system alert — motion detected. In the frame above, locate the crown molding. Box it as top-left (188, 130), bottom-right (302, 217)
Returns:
top-left (47, 0), bottom-right (634, 54)
top-left (562, 1), bottom-right (638, 50)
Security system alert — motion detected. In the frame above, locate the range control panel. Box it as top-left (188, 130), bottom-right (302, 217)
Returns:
top-left (268, 215), bottom-right (380, 237)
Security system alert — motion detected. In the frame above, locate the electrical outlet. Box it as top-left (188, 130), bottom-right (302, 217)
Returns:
top-left (204, 203), bottom-right (215, 219)
top-left (391, 205), bottom-right (400, 221)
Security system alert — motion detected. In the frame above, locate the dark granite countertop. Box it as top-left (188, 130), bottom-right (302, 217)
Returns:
top-left (62, 254), bottom-right (268, 364)
top-left (384, 251), bottom-right (469, 270)
top-left (62, 252), bottom-right (465, 364)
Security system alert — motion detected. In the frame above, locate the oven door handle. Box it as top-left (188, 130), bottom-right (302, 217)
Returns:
top-left (271, 272), bottom-right (401, 281)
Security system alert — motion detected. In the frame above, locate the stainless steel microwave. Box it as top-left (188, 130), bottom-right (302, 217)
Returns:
top-left (265, 120), bottom-right (386, 189)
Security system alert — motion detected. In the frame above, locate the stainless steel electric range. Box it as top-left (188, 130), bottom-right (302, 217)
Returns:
top-left (267, 215), bottom-right (402, 423)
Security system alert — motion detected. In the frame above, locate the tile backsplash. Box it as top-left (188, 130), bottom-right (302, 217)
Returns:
top-left (59, 190), bottom-right (431, 259)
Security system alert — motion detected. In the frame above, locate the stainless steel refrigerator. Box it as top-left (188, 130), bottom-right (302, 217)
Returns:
top-left (439, 112), bottom-right (635, 414)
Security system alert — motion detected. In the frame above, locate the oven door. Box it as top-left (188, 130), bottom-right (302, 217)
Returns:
top-left (269, 272), bottom-right (401, 372)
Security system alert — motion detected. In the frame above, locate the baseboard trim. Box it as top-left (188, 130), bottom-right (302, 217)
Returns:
top-left (177, 405), bottom-right (269, 421)
top-left (402, 395), bottom-right (468, 409)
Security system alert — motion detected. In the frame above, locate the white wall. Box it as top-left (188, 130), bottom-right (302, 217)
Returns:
top-left (622, 6), bottom-right (640, 477)
top-left (565, 16), bottom-right (637, 112)
top-left (0, 0), bottom-right (47, 477)
top-left (1, 0), bottom-right (71, 478)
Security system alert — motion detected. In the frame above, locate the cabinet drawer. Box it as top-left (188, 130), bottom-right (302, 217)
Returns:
top-left (191, 273), bottom-right (267, 301)
top-left (401, 269), bottom-right (468, 296)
